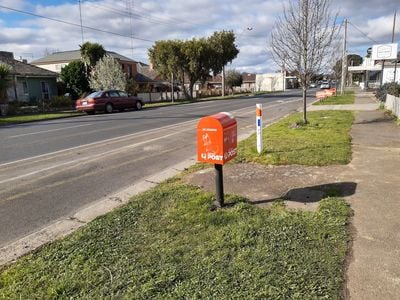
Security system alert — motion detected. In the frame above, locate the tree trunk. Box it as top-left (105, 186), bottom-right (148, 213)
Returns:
top-left (222, 65), bottom-right (225, 97)
top-left (302, 86), bottom-right (308, 124)
top-left (189, 82), bottom-right (194, 100)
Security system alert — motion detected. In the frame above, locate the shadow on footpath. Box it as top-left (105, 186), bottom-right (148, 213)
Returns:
top-left (250, 181), bottom-right (357, 205)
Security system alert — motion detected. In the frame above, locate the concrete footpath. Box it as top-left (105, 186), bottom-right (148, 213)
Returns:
top-left (186, 90), bottom-right (400, 299)
top-left (343, 91), bottom-right (400, 299)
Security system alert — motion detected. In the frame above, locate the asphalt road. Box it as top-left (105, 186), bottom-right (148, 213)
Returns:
top-left (0, 90), bottom-right (307, 247)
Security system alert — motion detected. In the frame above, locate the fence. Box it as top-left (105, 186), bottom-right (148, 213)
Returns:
top-left (385, 94), bottom-right (400, 117)
top-left (137, 91), bottom-right (197, 103)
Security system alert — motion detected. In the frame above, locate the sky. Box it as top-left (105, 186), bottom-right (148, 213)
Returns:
top-left (0, 0), bottom-right (399, 73)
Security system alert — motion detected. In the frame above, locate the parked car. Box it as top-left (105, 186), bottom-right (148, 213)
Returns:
top-left (320, 81), bottom-right (330, 89)
top-left (75, 90), bottom-right (143, 114)
top-left (309, 82), bottom-right (317, 88)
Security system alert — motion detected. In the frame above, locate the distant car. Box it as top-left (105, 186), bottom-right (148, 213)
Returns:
top-left (309, 82), bottom-right (317, 88)
top-left (320, 81), bottom-right (330, 89)
top-left (75, 90), bottom-right (143, 114)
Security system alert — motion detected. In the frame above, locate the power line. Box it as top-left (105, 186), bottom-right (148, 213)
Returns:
top-left (348, 21), bottom-right (378, 44)
top-left (0, 4), bottom-right (154, 43)
top-left (82, 0), bottom-right (196, 28)
top-left (82, 0), bottom-right (253, 38)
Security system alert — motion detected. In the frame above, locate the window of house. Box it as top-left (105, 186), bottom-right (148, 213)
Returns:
top-left (22, 81), bottom-right (28, 94)
top-left (127, 65), bottom-right (132, 78)
top-left (41, 82), bottom-right (50, 101)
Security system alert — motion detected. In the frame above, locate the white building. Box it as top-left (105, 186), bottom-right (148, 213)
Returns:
top-left (255, 73), bottom-right (285, 92)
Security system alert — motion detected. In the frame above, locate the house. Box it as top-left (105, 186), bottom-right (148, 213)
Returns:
top-left (0, 51), bottom-right (58, 103)
top-left (202, 72), bottom-right (256, 93)
top-left (135, 63), bottom-right (171, 92)
top-left (255, 73), bottom-right (286, 92)
top-left (240, 73), bottom-right (256, 92)
top-left (31, 50), bottom-right (140, 79)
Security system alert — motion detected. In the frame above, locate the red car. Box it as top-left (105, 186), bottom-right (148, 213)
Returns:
top-left (75, 90), bottom-right (143, 114)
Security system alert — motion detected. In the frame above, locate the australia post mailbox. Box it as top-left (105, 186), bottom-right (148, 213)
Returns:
top-left (197, 112), bottom-right (237, 165)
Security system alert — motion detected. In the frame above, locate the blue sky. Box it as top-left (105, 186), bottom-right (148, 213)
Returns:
top-left (0, 0), bottom-right (399, 73)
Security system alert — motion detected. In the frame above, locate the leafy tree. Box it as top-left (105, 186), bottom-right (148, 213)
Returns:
top-left (208, 31), bottom-right (239, 96)
top-left (181, 38), bottom-right (214, 98)
top-left (89, 55), bottom-right (127, 91)
top-left (80, 42), bottom-right (106, 72)
top-left (149, 38), bottom-right (212, 99)
top-left (0, 63), bottom-right (11, 104)
top-left (270, 0), bottom-right (338, 123)
top-left (60, 61), bottom-right (90, 99)
top-left (149, 31), bottom-right (238, 99)
top-left (225, 70), bottom-right (243, 93)
top-left (208, 31), bottom-right (239, 74)
top-left (0, 63), bottom-right (11, 116)
top-left (148, 40), bottom-right (185, 92)
top-left (332, 54), bottom-right (362, 78)
top-left (332, 54), bottom-right (362, 85)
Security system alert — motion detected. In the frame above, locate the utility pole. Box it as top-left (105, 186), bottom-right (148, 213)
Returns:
top-left (78, 0), bottom-right (84, 44)
top-left (127, 0), bottom-right (134, 59)
top-left (392, 10), bottom-right (397, 83)
top-left (171, 72), bottom-right (174, 103)
top-left (221, 66), bottom-right (225, 97)
top-left (340, 19), bottom-right (347, 95)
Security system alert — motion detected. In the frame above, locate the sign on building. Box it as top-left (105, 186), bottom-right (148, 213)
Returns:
top-left (371, 43), bottom-right (398, 61)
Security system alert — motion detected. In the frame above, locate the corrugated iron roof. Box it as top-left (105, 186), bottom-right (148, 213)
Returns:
top-left (0, 52), bottom-right (58, 77)
top-left (31, 50), bottom-right (137, 64)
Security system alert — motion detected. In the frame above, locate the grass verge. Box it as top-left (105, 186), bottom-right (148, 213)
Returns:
top-left (0, 179), bottom-right (351, 299)
top-left (236, 110), bottom-right (353, 166)
top-left (0, 112), bottom-right (84, 126)
top-left (313, 91), bottom-right (355, 106)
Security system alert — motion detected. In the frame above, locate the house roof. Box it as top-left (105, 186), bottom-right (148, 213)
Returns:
top-left (13, 60), bottom-right (58, 77)
top-left (207, 74), bottom-right (222, 84)
top-left (242, 72), bottom-right (256, 82)
top-left (134, 73), bottom-right (156, 83)
top-left (31, 50), bottom-right (138, 64)
top-left (139, 66), bottom-right (163, 81)
top-left (0, 51), bottom-right (57, 77)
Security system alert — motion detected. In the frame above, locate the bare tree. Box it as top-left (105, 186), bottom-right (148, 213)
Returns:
top-left (270, 0), bottom-right (337, 123)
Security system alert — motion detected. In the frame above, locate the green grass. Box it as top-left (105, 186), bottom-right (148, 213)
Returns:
top-left (236, 110), bottom-right (354, 166)
top-left (313, 91), bottom-right (355, 106)
top-left (144, 100), bottom-right (191, 108)
top-left (0, 179), bottom-right (351, 299)
top-left (0, 112), bottom-right (84, 125)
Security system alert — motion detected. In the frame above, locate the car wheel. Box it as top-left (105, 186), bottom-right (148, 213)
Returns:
top-left (105, 103), bottom-right (113, 113)
top-left (86, 111), bottom-right (95, 115)
top-left (135, 101), bottom-right (143, 110)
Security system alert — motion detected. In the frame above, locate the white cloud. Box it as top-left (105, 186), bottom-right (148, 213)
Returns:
top-left (0, 0), bottom-right (399, 73)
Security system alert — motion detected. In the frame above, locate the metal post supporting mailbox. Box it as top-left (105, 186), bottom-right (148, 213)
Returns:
top-left (197, 112), bottom-right (237, 207)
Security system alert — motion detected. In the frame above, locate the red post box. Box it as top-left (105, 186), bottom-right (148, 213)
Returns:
top-left (197, 112), bottom-right (237, 165)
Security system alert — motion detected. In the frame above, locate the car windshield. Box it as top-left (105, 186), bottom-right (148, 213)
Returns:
top-left (85, 91), bottom-right (103, 99)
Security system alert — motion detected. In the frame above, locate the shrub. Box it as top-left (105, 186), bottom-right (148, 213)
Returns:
top-left (50, 95), bottom-right (73, 108)
top-left (375, 82), bottom-right (400, 102)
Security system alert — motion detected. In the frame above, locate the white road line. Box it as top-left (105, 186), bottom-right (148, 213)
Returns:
top-left (237, 97), bottom-right (302, 116)
top-left (7, 124), bottom-right (94, 138)
top-left (0, 97), bottom-right (302, 168)
top-left (0, 130), bottom-right (185, 185)
top-left (0, 119), bottom-right (197, 168)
